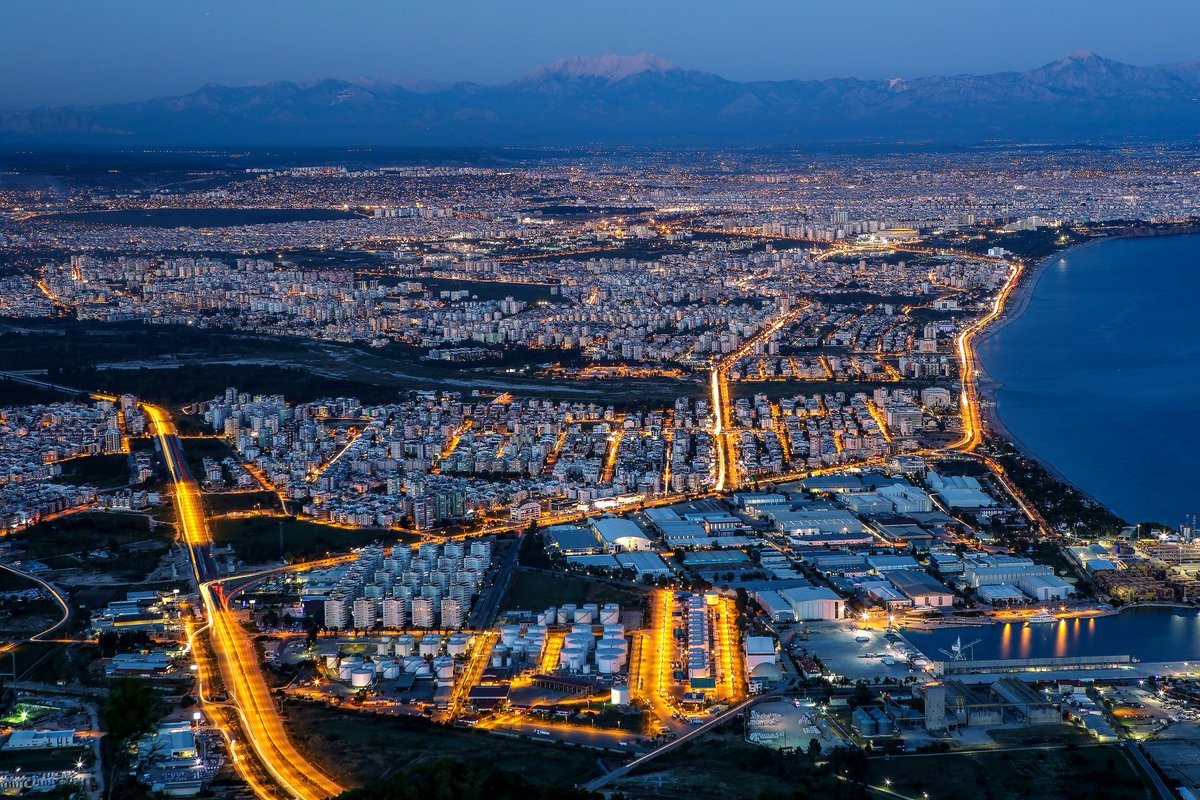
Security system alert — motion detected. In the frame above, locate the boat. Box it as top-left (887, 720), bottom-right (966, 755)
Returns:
top-left (1025, 611), bottom-right (1060, 625)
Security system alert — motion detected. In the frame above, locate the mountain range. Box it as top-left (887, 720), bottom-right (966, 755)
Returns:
top-left (4, 52), bottom-right (1200, 146)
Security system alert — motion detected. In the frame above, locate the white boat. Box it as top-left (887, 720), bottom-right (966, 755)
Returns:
top-left (1025, 612), bottom-right (1059, 625)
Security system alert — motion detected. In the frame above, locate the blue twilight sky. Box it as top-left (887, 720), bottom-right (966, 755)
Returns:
top-left (3, 0), bottom-right (1199, 108)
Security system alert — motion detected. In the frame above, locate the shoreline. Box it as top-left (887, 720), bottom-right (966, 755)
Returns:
top-left (969, 226), bottom-right (1200, 524)
top-left (971, 238), bottom-right (1118, 510)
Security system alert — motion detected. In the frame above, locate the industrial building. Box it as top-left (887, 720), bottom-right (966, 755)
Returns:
top-left (591, 515), bottom-right (652, 552)
top-left (755, 586), bottom-right (844, 621)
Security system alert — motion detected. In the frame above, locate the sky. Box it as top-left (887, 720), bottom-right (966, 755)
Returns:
top-left (3, 0), bottom-right (1200, 108)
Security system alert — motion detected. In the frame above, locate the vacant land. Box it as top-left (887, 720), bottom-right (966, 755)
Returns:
top-left (210, 515), bottom-right (413, 564)
top-left (57, 453), bottom-right (131, 489)
top-left (501, 569), bottom-right (646, 612)
top-left (864, 743), bottom-right (1147, 800)
top-left (283, 701), bottom-right (603, 788)
top-left (616, 722), bottom-right (851, 800)
top-left (179, 436), bottom-right (236, 478)
top-left (204, 491), bottom-right (284, 516)
top-left (9, 511), bottom-right (171, 580)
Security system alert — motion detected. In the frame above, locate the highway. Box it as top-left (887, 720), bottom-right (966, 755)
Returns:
top-left (144, 402), bottom-right (345, 800)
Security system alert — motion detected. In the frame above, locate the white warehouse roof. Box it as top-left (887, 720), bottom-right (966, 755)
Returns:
top-left (591, 515), bottom-right (651, 551)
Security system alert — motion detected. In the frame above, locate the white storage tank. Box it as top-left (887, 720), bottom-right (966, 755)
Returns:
top-left (560, 646), bottom-right (587, 671)
top-left (338, 663), bottom-right (355, 681)
top-left (596, 652), bottom-right (622, 674)
top-left (434, 657), bottom-right (455, 680)
top-left (402, 656), bottom-right (425, 673)
top-left (537, 608), bottom-right (555, 626)
top-left (598, 636), bottom-right (628, 651)
top-left (395, 634), bottom-right (417, 656)
top-left (597, 644), bottom-right (627, 665)
top-left (500, 624), bottom-right (522, 645)
top-left (324, 653), bottom-right (340, 671)
top-left (381, 662), bottom-right (401, 680)
top-left (611, 685), bottom-right (632, 705)
top-left (350, 668), bottom-right (374, 688)
top-left (570, 623), bottom-right (593, 635)
top-left (446, 634), bottom-right (471, 658)
top-left (490, 647), bottom-right (509, 668)
top-left (412, 661), bottom-right (432, 678)
top-left (600, 604), bottom-right (621, 625)
top-left (602, 624), bottom-right (625, 639)
top-left (558, 604), bottom-right (577, 624)
top-left (583, 602), bottom-right (600, 619)
top-left (418, 637), bottom-right (442, 658)
top-left (564, 632), bottom-right (594, 652)
top-left (573, 607), bottom-right (595, 625)
top-left (376, 637), bottom-right (393, 656)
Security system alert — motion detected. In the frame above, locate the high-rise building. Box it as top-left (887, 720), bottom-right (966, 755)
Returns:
top-left (440, 598), bottom-right (465, 630)
top-left (411, 597), bottom-right (436, 629)
top-left (324, 596), bottom-right (349, 630)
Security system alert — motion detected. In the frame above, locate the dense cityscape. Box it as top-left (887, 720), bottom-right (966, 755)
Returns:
top-left (4, 4), bottom-right (1200, 800)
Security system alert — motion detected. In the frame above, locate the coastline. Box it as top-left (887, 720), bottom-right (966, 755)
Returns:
top-left (970, 237), bottom-right (1116, 504)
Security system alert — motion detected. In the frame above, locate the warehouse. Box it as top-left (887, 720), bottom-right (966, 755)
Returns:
top-left (591, 515), bottom-right (652, 552)
top-left (543, 525), bottom-right (603, 555)
top-left (778, 586), bottom-right (845, 620)
top-left (887, 569), bottom-right (955, 608)
top-left (1018, 573), bottom-right (1074, 601)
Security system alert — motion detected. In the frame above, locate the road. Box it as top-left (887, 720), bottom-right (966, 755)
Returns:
top-left (145, 402), bottom-right (345, 800)
top-left (583, 692), bottom-right (772, 791)
top-left (466, 533), bottom-right (522, 630)
top-left (0, 561), bottom-right (71, 642)
top-left (710, 302), bottom-right (810, 492)
top-left (1126, 740), bottom-right (1174, 800)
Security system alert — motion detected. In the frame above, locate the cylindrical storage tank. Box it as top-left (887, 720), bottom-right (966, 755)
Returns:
top-left (597, 645), bottom-right (626, 668)
top-left (596, 652), bottom-right (622, 675)
top-left (558, 604), bottom-right (577, 625)
top-left (419, 638), bottom-right (441, 658)
top-left (560, 646), bottom-right (586, 671)
top-left (446, 636), bottom-right (469, 658)
top-left (395, 635), bottom-right (416, 656)
top-left (611, 685), bottom-right (632, 705)
top-left (570, 623), bottom-right (593, 635)
top-left (350, 668), bottom-right (374, 688)
top-left (382, 662), bottom-right (401, 680)
top-left (324, 654), bottom-right (339, 670)
top-left (600, 604), bottom-right (620, 625)
top-left (583, 603), bottom-right (599, 619)
top-left (564, 633), bottom-right (594, 651)
top-left (434, 657), bottom-right (455, 680)
top-left (413, 661), bottom-right (432, 678)
top-left (598, 637), bottom-right (628, 653)
top-left (402, 656), bottom-right (424, 673)
top-left (536, 610), bottom-right (551, 626)
top-left (377, 637), bottom-right (393, 656)
top-left (573, 607), bottom-right (595, 624)
top-left (338, 663), bottom-right (355, 681)
top-left (602, 624), bottom-right (625, 639)
top-left (500, 624), bottom-right (521, 646)
top-left (490, 648), bottom-right (508, 668)
top-left (852, 707), bottom-right (878, 736)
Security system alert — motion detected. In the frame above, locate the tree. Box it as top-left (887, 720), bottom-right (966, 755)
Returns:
top-left (103, 678), bottom-right (165, 800)
top-left (807, 737), bottom-right (822, 759)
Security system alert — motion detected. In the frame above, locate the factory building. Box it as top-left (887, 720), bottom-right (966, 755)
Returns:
top-left (591, 515), bottom-right (652, 552)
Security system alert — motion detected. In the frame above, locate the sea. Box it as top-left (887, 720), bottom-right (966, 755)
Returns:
top-left (904, 607), bottom-right (1200, 664)
top-left (977, 234), bottom-right (1200, 528)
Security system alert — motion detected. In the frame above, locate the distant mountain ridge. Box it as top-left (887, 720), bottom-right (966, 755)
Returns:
top-left (3, 52), bottom-right (1200, 145)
